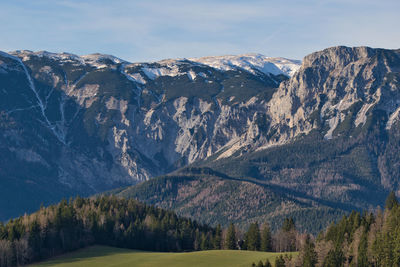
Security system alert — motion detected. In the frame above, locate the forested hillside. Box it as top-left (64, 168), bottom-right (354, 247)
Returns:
top-left (114, 170), bottom-right (346, 233)
top-left (311, 192), bottom-right (400, 267)
top-left (0, 196), bottom-right (214, 266)
top-left (267, 193), bottom-right (400, 267)
top-left (0, 196), bottom-right (300, 267)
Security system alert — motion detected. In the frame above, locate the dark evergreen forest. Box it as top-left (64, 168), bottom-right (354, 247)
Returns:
top-left (0, 196), bottom-right (296, 267)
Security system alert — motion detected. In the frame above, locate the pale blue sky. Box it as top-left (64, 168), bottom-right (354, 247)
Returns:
top-left (0, 0), bottom-right (399, 62)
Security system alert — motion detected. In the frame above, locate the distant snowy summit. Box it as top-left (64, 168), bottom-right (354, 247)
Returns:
top-left (9, 50), bottom-right (302, 78)
top-left (9, 50), bottom-right (127, 69)
top-left (189, 54), bottom-right (301, 77)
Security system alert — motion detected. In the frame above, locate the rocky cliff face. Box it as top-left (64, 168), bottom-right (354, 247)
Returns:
top-left (0, 50), bottom-right (300, 219)
top-left (202, 46), bottom-right (400, 211)
top-left (270, 46), bottom-right (400, 139)
top-left (264, 47), bottom-right (400, 193)
top-left (218, 47), bottom-right (400, 156)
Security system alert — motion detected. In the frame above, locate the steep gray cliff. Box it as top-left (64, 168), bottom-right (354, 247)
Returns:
top-left (219, 47), bottom-right (400, 156)
top-left (0, 50), bottom-right (299, 219)
top-left (202, 46), bottom-right (400, 211)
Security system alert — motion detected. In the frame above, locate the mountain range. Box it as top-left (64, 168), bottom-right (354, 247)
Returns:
top-left (1, 46), bottom-right (399, 232)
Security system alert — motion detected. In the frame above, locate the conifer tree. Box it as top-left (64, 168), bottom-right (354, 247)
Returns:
top-left (301, 235), bottom-right (317, 267)
top-left (322, 246), bottom-right (344, 267)
top-left (214, 224), bottom-right (222, 249)
top-left (275, 255), bottom-right (285, 267)
top-left (260, 223), bottom-right (272, 252)
top-left (282, 218), bottom-right (295, 232)
top-left (357, 232), bottom-right (368, 267)
top-left (225, 223), bottom-right (237, 250)
top-left (27, 220), bottom-right (41, 261)
top-left (0, 223), bottom-right (6, 239)
top-left (245, 222), bottom-right (261, 251)
top-left (200, 233), bottom-right (210, 250)
top-left (385, 191), bottom-right (399, 210)
top-left (279, 217), bottom-right (297, 252)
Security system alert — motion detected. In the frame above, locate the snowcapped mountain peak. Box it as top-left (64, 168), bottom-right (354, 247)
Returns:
top-left (123, 54), bottom-right (302, 82)
top-left (9, 50), bottom-right (128, 69)
top-left (10, 50), bottom-right (83, 63)
top-left (8, 50), bottom-right (301, 77)
top-left (188, 54), bottom-right (301, 77)
top-left (156, 58), bottom-right (188, 66)
top-left (81, 53), bottom-right (128, 66)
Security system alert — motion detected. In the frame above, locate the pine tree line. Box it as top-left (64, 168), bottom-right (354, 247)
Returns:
top-left (0, 195), bottom-right (301, 267)
top-left (0, 196), bottom-right (215, 266)
top-left (221, 220), bottom-right (299, 253)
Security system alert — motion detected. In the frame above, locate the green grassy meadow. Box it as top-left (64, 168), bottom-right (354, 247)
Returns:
top-left (30, 246), bottom-right (296, 267)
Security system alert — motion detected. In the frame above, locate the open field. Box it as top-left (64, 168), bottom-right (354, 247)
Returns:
top-left (30, 246), bottom-right (297, 267)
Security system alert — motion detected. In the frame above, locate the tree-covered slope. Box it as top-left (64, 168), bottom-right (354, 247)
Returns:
top-left (0, 196), bottom-right (216, 266)
top-left (114, 169), bottom-right (346, 233)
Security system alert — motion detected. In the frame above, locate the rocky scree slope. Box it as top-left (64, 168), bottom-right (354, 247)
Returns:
top-left (0, 50), bottom-right (299, 220)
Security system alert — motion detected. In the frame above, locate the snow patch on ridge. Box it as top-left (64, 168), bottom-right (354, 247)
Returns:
top-left (142, 65), bottom-right (182, 80)
top-left (187, 70), bottom-right (196, 81)
top-left (125, 73), bottom-right (147, 84)
top-left (10, 50), bottom-right (84, 64)
top-left (81, 53), bottom-right (127, 69)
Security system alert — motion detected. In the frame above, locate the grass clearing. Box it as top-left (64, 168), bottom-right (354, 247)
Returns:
top-left (30, 246), bottom-right (297, 267)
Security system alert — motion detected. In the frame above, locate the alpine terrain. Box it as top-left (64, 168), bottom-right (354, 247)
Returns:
top-left (1, 46), bottom-right (400, 232)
